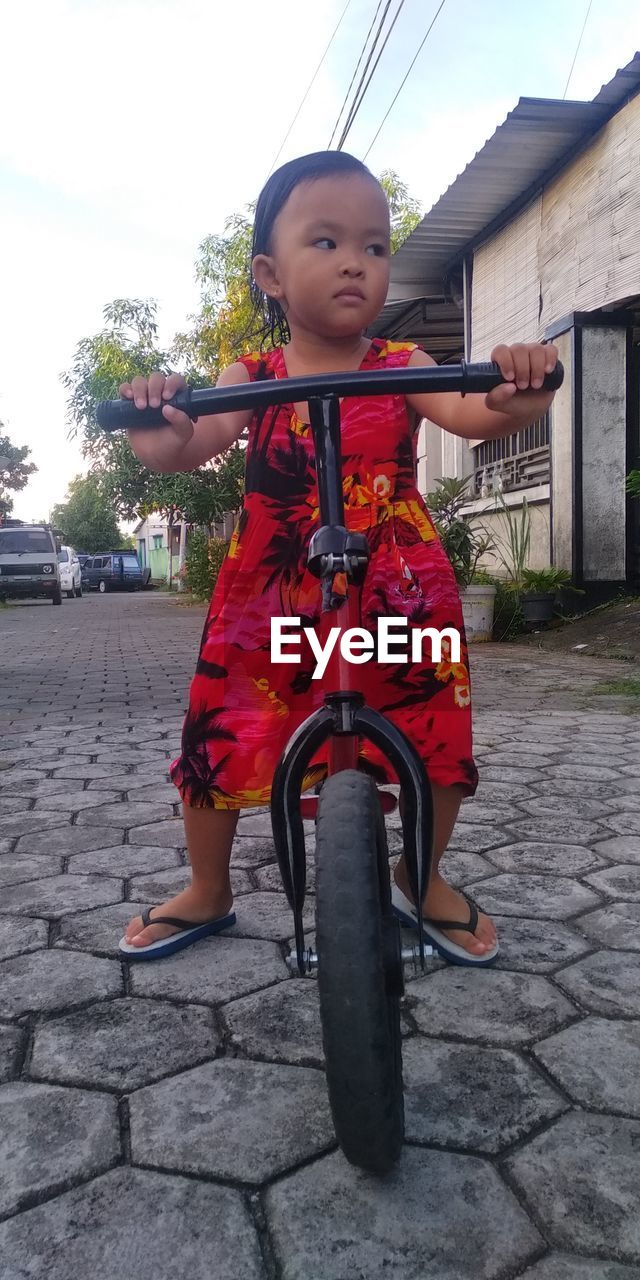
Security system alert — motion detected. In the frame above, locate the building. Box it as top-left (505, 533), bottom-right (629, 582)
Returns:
top-left (133, 511), bottom-right (239, 584)
top-left (373, 53), bottom-right (640, 603)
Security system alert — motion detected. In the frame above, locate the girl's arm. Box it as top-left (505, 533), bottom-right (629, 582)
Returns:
top-left (404, 344), bottom-right (558, 441)
top-left (122, 363), bottom-right (252, 473)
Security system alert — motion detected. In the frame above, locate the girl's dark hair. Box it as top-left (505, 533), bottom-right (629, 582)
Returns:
top-left (249, 150), bottom-right (378, 348)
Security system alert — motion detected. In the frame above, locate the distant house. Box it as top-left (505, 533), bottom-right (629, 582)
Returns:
top-left (372, 52), bottom-right (640, 604)
top-left (133, 511), bottom-right (240, 583)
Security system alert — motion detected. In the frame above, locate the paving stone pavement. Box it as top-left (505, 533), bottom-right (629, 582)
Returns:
top-left (1, 592), bottom-right (640, 1279)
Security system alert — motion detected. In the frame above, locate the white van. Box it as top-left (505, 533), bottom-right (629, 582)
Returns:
top-left (0, 520), bottom-right (62, 605)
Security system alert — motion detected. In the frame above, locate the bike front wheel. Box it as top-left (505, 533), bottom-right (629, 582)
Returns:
top-left (314, 768), bottom-right (404, 1174)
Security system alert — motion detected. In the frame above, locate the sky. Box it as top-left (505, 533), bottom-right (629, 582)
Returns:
top-left (1, 0), bottom-right (639, 522)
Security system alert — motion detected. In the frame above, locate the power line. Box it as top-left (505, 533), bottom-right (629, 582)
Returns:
top-left (333, 1), bottom-right (393, 149)
top-left (563, 0), bottom-right (594, 98)
top-left (363, 0), bottom-right (447, 159)
top-left (338, 0), bottom-right (408, 150)
top-left (265, 0), bottom-right (354, 179)
top-left (328, 0), bottom-right (387, 149)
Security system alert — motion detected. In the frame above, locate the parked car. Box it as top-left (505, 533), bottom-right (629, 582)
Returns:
top-left (0, 520), bottom-right (62, 605)
top-left (81, 551), bottom-right (151, 593)
top-left (57, 545), bottom-right (83, 598)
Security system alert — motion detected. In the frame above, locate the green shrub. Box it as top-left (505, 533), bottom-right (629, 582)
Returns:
top-left (184, 531), bottom-right (228, 601)
top-left (489, 577), bottom-right (526, 640)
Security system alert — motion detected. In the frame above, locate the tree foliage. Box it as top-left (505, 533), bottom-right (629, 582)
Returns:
top-left (50, 473), bottom-right (122, 552)
top-left (62, 170), bottom-right (421, 526)
top-left (0, 428), bottom-right (37, 520)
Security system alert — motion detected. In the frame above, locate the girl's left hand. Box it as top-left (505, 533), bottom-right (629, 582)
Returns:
top-left (485, 343), bottom-right (559, 416)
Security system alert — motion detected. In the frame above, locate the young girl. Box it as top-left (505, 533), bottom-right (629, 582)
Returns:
top-left (119, 150), bottom-right (558, 966)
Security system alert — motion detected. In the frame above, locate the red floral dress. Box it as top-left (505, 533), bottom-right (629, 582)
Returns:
top-left (170, 339), bottom-right (479, 807)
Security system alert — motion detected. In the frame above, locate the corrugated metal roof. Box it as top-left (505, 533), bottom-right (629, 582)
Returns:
top-left (381, 51), bottom-right (640, 307)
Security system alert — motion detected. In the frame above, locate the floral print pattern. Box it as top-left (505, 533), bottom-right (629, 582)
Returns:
top-left (170, 339), bottom-right (479, 808)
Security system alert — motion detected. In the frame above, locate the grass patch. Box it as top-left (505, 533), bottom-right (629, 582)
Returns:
top-left (591, 677), bottom-right (640, 698)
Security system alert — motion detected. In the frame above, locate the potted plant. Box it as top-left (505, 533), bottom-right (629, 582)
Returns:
top-left (518, 566), bottom-right (584, 626)
top-left (425, 476), bottom-right (497, 641)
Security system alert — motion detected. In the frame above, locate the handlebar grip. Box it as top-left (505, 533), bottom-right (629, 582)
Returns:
top-left (465, 361), bottom-right (564, 393)
top-left (95, 388), bottom-right (197, 432)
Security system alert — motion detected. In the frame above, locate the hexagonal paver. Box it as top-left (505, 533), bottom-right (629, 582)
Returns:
top-left (223, 979), bottom-right (324, 1066)
top-left (518, 1255), bottom-right (640, 1279)
top-left (230, 891), bottom-right (314, 941)
top-left (518, 797), bottom-right (612, 820)
top-left (75, 801), bottom-right (175, 828)
top-left (471, 873), bottom-right (600, 920)
top-left (128, 818), bottom-right (186, 847)
top-left (556, 951), bottom-right (640, 1017)
top-left (484, 842), bottom-right (603, 877)
top-left (446, 825), bottom-right (511, 855)
top-left (56, 901), bottom-right (161, 957)
top-left (553, 763), bottom-right (626, 781)
top-left (0, 1081), bottom-right (119, 1217)
top-left (0, 873), bottom-right (123, 918)
top-left (402, 1037), bottom-right (566, 1153)
top-left (264, 1145), bottom-right (542, 1280)
top-left (475, 765), bottom-right (541, 785)
top-left (0, 914), bottom-right (48, 962)
top-left (15, 825), bottom-right (125, 856)
top-left (585, 864), bottom-right (640, 901)
top-left (595, 836), bottom-right (640, 865)
top-left (0, 852), bottom-right (64, 888)
top-left (470, 781), bottom-right (532, 805)
top-left (435, 850), bottom-right (497, 886)
top-left (0, 810), bottom-right (71, 838)
top-left (0, 1025), bottom-right (23, 1082)
top-left (0, 1166), bottom-right (265, 1279)
top-left (231, 836), bottom-right (288, 868)
top-left (30, 997), bottom-right (220, 1091)
top-left (66, 843), bottom-right (182, 877)
top-left (534, 779), bottom-right (631, 800)
top-left (490, 916), bottom-right (592, 973)
top-left (409, 969), bottom-right (576, 1046)
top-left (576, 903), bottom-right (640, 951)
top-left (455, 802), bottom-right (516, 825)
top-left (130, 935), bottom-right (288, 1004)
top-left (505, 816), bottom-right (614, 845)
top-left (506, 1111), bottom-right (640, 1262)
top-left (534, 1017), bottom-right (640, 1117)
top-left (129, 1058), bottom-right (334, 1184)
top-left (33, 789), bottom-right (125, 813)
top-left (601, 812), bottom-right (640, 836)
top-left (0, 949), bottom-right (121, 1018)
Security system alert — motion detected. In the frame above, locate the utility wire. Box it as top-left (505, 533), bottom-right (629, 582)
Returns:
top-left (363, 0), bottom-right (447, 159)
top-left (328, 0), bottom-right (386, 148)
top-left (338, 0), bottom-right (408, 150)
top-left (562, 0), bottom-right (594, 98)
top-left (265, 0), bottom-right (354, 178)
top-left (333, 1), bottom-right (393, 148)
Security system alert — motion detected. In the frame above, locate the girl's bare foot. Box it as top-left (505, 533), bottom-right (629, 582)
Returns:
top-left (393, 864), bottom-right (497, 957)
top-left (124, 885), bottom-right (234, 948)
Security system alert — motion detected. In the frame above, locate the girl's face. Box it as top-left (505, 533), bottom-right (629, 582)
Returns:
top-left (253, 172), bottom-right (391, 340)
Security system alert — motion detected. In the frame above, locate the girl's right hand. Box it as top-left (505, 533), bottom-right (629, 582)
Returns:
top-left (119, 372), bottom-right (194, 468)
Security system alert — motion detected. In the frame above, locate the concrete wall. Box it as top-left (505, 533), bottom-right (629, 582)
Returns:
top-left (581, 326), bottom-right (627, 580)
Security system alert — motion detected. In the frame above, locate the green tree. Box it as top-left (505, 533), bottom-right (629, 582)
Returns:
top-left (63, 298), bottom-right (244, 539)
top-left (0, 428), bottom-right (38, 520)
top-left (50, 473), bottom-right (122, 552)
top-left (379, 169), bottom-right (422, 252)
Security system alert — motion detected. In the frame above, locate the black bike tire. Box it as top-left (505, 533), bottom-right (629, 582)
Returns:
top-left (314, 769), bottom-right (403, 1174)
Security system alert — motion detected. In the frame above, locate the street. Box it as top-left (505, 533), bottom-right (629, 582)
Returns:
top-left (1, 591), bottom-right (640, 1278)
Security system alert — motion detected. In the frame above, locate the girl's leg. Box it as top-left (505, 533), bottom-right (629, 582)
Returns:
top-left (393, 783), bottom-right (497, 958)
top-left (124, 804), bottom-right (239, 947)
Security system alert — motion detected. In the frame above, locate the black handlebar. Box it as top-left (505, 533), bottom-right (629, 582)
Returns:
top-left (95, 359), bottom-right (564, 432)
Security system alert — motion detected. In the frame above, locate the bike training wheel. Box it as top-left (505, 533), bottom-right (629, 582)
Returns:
top-left (314, 768), bottom-right (404, 1174)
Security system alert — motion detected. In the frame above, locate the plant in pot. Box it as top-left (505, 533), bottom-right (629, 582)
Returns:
top-left (424, 476), bottom-right (497, 641)
top-left (518, 566), bottom-right (584, 626)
